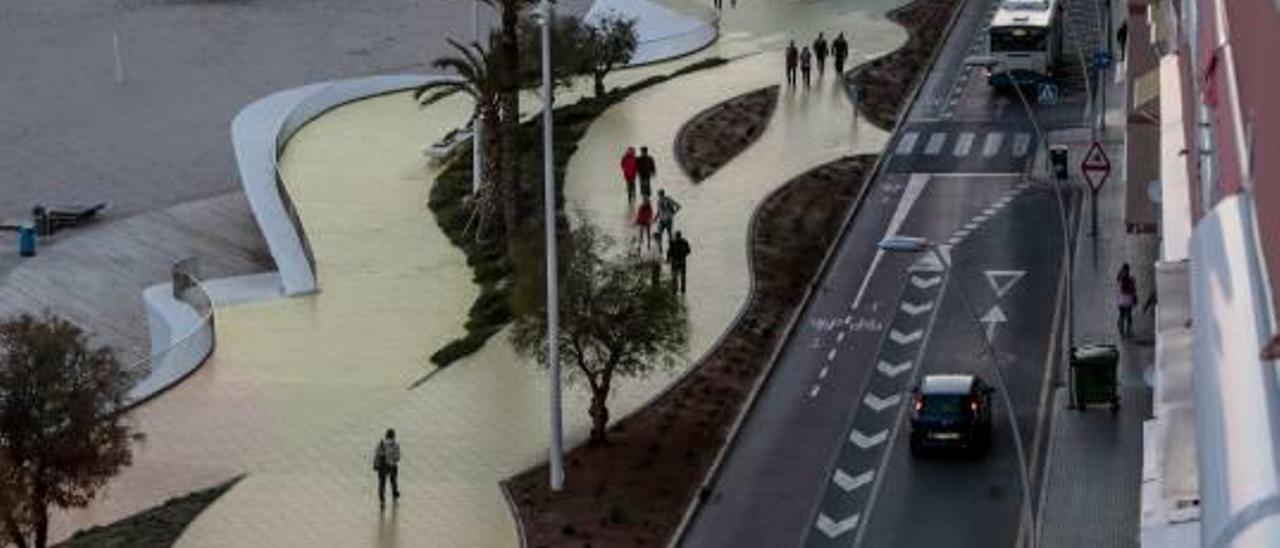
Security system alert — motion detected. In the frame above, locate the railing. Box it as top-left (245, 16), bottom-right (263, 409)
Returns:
top-left (123, 258), bottom-right (217, 409)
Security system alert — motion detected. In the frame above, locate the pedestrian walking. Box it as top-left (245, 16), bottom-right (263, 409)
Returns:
top-left (785, 41), bottom-right (799, 87)
top-left (833, 32), bottom-right (850, 75)
top-left (1116, 21), bottom-right (1129, 61)
top-left (713, 0), bottom-right (722, 10)
top-left (636, 146), bottom-right (657, 199)
top-left (1116, 263), bottom-right (1137, 337)
top-left (373, 429), bottom-right (401, 509)
top-left (667, 231), bottom-right (692, 294)
top-left (620, 146), bottom-right (638, 203)
top-left (655, 189), bottom-right (682, 250)
top-left (813, 33), bottom-right (828, 78)
top-left (635, 198), bottom-right (655, 251)
top-left (800, 47), bottom-right (812, 87)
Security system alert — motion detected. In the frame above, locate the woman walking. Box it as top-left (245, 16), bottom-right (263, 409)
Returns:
top-left (1116, 263), bottom-right (1137, 337)
top-left (620, 147), bottom-right (638, 203)
top-left (800, 47), bottom-right (813, 87)
top-left (635, 198), bottom-right (655, 251)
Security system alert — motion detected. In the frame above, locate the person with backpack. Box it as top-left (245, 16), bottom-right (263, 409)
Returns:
top-left (833, 32), bottom-right (850, 75)
top-left (620, 147), bottom-right (638, 203)
top-left (667, 231), bottom-right (692, 294)
top-left (655, 189), bottom-right (682, 250)
top-left (373, 429), bottom-right (401, 509)
top-left (813, 33), bottom-right (829, 78)
top-left (1116, 263), bottom-right (1138, 337)
top-left (636, 146), bottom-right (657, 200)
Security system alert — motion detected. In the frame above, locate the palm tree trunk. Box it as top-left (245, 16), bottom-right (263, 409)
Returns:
top-left (498, 0), bottom-right (522, 244)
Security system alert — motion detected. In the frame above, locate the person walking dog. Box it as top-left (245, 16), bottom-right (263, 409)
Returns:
top-left (620, 146), bottom-right (638, 202)
top-left (636, 146), bottom-right (657, 199)
top-left (667, 231), bottom-right (692, 294)
top-left (373, 429), bottom-right (401, 509)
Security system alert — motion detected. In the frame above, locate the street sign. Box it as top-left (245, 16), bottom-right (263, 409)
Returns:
top-left (1080, 141), bottom-right (1111, 192)
top-left (1037, 82), bottom-right (1059, 105)
top-left (1092, 50), bottom-right (1114, 70)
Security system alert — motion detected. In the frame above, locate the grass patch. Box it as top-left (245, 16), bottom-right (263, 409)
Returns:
top-left (427, 56), bottom-right (728, 368)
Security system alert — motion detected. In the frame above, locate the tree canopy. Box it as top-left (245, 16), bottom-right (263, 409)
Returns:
top-left (519, 14), bottom-right (639, 97)
top-left (511, 221), bottom-right (687, 445)
top-left (0, 314), bottom-right (139, 548)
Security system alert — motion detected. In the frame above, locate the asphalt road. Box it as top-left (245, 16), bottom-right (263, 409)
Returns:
top-left (0, 0), bottom-right (591, 223)
top-left (680, 0), bottom-right (1100, 545)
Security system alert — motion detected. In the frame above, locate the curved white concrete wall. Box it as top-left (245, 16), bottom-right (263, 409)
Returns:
top-left (232, 75), bottom-right (461, 296)
top-left (129, 282), bottom-right (215, 407)
top-left (586, 0), bottom-right (720, 66)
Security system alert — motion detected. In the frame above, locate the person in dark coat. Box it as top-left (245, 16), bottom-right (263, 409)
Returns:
top-left (1116, 263), bottom-right (1138, 337)
top-left (667, 231), bottom-right (692, 294)
top-left (800, 47), bottom-right (812, 87)
top-left (833, 32), bottom-right (850, 75)
top-left (813, 33), bottom-right (829, 77)
top-left (785, 41), bottom-right (799, 86)
top-left (636, 146), bottom-right (657, 199)
top-left (373, 429), bottom-right (401, 509)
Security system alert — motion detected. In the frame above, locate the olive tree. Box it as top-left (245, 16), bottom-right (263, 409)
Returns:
top-left (0, 314), bottom-right (139, 548)
top-left (512, 221), bottom-right (687, 445)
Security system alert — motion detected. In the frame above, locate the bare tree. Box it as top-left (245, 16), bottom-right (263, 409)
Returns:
top-left (0, 314), bottom-right (139, 548)
top-left (511, 221), bottom-right (687, 445)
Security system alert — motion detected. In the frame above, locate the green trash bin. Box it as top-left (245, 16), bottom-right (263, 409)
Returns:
top-left (1070, 344), bottom-right (1119, 411)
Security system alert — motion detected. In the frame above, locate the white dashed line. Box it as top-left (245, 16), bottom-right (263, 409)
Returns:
top-left (810, 385), bottom-right (821, 398)
top-left (836, 331), bottom-right (846, 343)
top-left (954, 229), bottom-right (971, 238)
top-left (964, 221), bottom-right (980, 230)
top-left (819, 366), bottom-right (829, 379)
top-left (827, 348), bottom-right (838, 361)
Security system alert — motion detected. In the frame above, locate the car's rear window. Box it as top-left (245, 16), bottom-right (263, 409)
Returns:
top-left (920, 394), bottom-right (969, 419)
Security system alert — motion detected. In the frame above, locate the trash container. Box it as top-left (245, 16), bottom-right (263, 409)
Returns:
top-left (1049, 145), bottom-right (1070, 181)
top-left (1070, 344), bottom-right (1119, 411)
top-left (18, 226), bottom-right (37, 257)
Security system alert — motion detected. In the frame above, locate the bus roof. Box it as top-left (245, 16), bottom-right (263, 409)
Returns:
top-left (992, 0), bottom-right (1058, 28)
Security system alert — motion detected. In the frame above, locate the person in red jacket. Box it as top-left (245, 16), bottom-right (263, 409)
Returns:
top-left (620, 147), bottom-right (638, 203)
top-left (635, 198), bottom-right (654, 251)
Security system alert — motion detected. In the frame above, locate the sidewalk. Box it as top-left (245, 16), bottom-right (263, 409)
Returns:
top-left (1036, 6), bottom-right (1153, 544)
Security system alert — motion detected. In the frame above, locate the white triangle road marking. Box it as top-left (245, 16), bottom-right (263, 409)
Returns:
top-left (877, 360), bottom-right (912, 377)
top-left (832, 469), bottom-right (875, 493)
top-left (849, 428), bottom-right (888, 449)
top-left (863, 392), bottom-right (902, 412)
top-left (985, 270), bottom-right (1026, 298)
top-left (815, 512), bottom-right (861, 538)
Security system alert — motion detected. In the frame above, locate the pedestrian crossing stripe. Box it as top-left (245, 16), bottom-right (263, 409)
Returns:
top-left (892, 130), bottom-right (1032, 159)
top-left (924, 132), bottom-right (947, 155)
top-left (896, 132), bottom-right (920, 155)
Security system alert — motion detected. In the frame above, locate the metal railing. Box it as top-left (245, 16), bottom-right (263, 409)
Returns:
top-left (122, 259), bottom-right (217, 409)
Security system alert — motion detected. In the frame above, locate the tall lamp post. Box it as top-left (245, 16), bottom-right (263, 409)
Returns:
top-left (879, 235), bottom-right (1038, 548)
top-left (536, 0), bottom-right (565, 492)
top-left (471, 0), bottom-right (484, 195)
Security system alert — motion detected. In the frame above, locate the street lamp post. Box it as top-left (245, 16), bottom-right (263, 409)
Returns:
top-left (879, 235), bottom-right (1038, 548)
top-left (536, 0), bottom-right (565, 492)
top-left (471, 0), bottom-right (484, 195)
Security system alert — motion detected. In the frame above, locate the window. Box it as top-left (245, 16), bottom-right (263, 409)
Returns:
top-left (991, 27), bottom-right (1049, 52)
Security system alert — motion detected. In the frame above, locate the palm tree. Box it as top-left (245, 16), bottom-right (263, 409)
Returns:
top-left (415, 39), bottom-right (511, 240)
top-left (474, 0), bottom-right (534, 225)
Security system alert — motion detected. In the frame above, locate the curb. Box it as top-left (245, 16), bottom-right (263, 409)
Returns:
top-left (667, 0), bottom-right (973, 544)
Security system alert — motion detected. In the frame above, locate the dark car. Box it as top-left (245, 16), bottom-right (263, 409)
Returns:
top-left (909, 374), bottom-right (994, 457)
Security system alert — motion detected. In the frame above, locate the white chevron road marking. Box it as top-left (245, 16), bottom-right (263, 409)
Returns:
top-left (910, 275), bottom-right (942, 289)
top-left (863, 392), bottom-right (902, 412)
top-left (815, 512), bottom-right (861, 538)
top-left (849, 428), bottom-right (888, 449)
top-left (900, 300), bottom-right (934, 316)
top-left (877, 360), bottom-right (913, 377)
top-left (832, 469), bottom-right (875, 493)
top-left (889, 329), bottom-right (923, 345)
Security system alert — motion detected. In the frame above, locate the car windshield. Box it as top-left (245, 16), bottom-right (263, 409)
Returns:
top-left (920, 394), bottom-right (970, 419)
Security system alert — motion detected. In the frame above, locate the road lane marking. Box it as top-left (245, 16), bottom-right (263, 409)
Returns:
top-left (908, 252), bottom-right (945, 273)
top-left (810, 385), bottom-right (821, 398)
top-left (980, 305), bottom-right (1007, 342)
top-left (985, 270), bottom-right (1027, 298)
top-left (833, 469), bottom-right (875, 493)
top-left (1012, 132), bottom-right (1032, 157)
top-left (863, 392), bottom-right (901, 412)
top-left (973, 214), bottom-right (990, 222)
top-left (876, 360), bottom-right (912, 377)
top-left (924, 132), bottom-right (947, 155)
top-left (983, 206), bottom-right (998, 215)
top-left (815, 512), bottom-right (861, 538)
top-left (836, 331), bottom-right (846, 343)
top-left (947, 235), bottom-right (963, 245)
top-left (828, 348), bottom-right (838, 362)
top-left (849, 429), bottom-right (888, 449)
top-left (852, 174), bottom-right (931, 310)
top-left (910, 275), bottom-right (941, 289)
top-left (964, 221), bottom-right (980, 230)
top-left (889, 329), bottom-right (923, 345)
top-left (819, 366), bottom-right (829, 379)
top-left (953, 132), bottom-right (975, 157)
top-left (900, 301), bottom-right (933, 316)
top-left (895, 132), bottom-right (920, 155)
top-left (983, 132), bottom-right (1004, 157)
top-left (954, 229), bottom-right (971, 238)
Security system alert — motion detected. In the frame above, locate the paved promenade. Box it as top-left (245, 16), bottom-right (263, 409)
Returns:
top-left (50, 0), bottom-right (906, 545)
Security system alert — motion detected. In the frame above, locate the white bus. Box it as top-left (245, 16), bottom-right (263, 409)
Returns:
top-left (987, 0), bottom-right (1064, 87)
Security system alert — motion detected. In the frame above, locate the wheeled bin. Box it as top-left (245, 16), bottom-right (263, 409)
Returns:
top-left (1070, 344), bottom-right (1119, 411)
top-left (18, 226), bottom-right (36, 257)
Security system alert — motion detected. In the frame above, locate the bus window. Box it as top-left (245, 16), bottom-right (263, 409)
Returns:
top-left (990, 27), bottom-right (1048, 52)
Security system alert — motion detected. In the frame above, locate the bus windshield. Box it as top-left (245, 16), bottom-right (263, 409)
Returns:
top-left (990, 26), bottom-right (1048, 52)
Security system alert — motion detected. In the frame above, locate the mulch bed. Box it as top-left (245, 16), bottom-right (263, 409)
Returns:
top-left (507, 155), bottom-right (876, 547)
top-left (56, 477), bottom-right (241, 548)
top-left (847, 0), bottom-right (960, 130)
top-left (674, 86), bottom-right (780, 183)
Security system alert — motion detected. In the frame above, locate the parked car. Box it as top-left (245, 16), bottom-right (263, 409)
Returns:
top-left (909, 373), bottom-right (993, 458)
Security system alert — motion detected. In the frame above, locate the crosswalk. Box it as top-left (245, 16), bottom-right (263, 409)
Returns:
top-left (893, 129), bottom-right (1034, 160)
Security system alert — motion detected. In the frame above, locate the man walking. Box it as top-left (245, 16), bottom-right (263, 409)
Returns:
top-left (620, 146), bottom-right (638, 202)
top-left (1116, 263), bottom-right (1137, 337)
top-left (667, 231), bottom-right (691, 294)
top-left (813, 33), bottom-right (829, 78)
top-left (655, 189), bottom-right (682, 250)
top-left (785, 41), bottom-right (799, 87)
top-left (833, 32), bottom-right (849, 75)
top-left (636, 146), bottom-right (657, 199)
top-left (373, 429), bottom-right (401, 509)
top-left (800, 46), bottom-right (813, 88)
